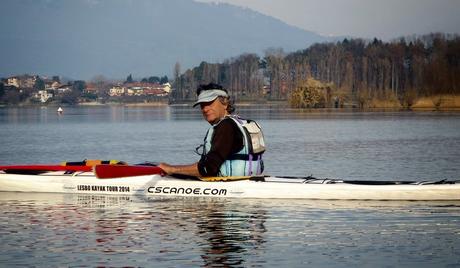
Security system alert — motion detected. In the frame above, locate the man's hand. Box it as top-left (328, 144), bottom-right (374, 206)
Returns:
top-left (158, 163), bottom-right (174, 175)
top-left (157, 162), bottom-right (201, 177)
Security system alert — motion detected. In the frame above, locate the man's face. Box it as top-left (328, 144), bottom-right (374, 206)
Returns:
top-left (200, 98), bottom-right (228, 124)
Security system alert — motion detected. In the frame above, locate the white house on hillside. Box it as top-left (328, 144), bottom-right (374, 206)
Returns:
top-left (34, 90), bottom-right (53, 103)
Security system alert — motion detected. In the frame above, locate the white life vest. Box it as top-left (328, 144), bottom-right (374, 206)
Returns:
top-left (203, 115), bottom-right (265, 176)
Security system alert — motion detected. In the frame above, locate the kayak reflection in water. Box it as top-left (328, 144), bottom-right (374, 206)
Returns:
top-left (159, 83), bottom-right (266, 177)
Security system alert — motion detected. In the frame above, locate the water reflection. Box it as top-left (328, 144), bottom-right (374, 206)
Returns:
top-left (1, 193), bottom-right (460, 267)
top-left (0, 193), bottom-right (270, 266)
top-left (142, 197), bottom-right (268, 267)
top-left (193, 201), bottom-right (267, 267)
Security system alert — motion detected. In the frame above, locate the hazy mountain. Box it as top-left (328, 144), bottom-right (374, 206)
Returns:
top-left (0, 0), bottom-right (330, 80)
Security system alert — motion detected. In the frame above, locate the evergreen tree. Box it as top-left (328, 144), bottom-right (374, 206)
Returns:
top-left (126, 74), bottom-right (134, 83)
top-left (34, 77), bottom-right (45, 91)
top-left (0, 82), bottom-right (4, 98)
top-left (160, 75), bottom-right (169, 84)
top-left (148, 76), bottom-right (160, 83)
top-left (72, 80), bottom-right (86, 92)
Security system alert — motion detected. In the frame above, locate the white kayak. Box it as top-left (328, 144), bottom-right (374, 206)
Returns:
top-left (1, 170), bottom-right (459, 200)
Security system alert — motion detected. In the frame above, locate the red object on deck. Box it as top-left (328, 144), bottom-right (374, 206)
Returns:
top-left (94, 164), bottom-right (163, 179)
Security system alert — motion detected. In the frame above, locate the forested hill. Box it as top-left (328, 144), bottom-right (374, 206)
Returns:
top-left (0, 0), bottom-right (328, 80)
top-left (173, 33), bottom-right (460, 108)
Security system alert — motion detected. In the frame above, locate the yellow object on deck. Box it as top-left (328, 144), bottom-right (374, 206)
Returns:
top-left (199, 175), bottom-right (264, 182)
top-left (60, 159), bottom-right (126, 167)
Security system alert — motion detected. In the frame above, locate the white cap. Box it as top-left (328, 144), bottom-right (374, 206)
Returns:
top-left (193, 89), bottom-right (229, 107)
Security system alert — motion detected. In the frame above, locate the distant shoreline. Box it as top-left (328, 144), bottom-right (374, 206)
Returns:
top-left (1, 95), bottom-right (460, 111)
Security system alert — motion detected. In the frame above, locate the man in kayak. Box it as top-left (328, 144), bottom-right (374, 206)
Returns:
top-left (158, 83), bottom-right (265, 177)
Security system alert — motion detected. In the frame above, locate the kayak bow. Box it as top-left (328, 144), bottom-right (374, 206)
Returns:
top-left (0, 165), bottom-right (93, 173)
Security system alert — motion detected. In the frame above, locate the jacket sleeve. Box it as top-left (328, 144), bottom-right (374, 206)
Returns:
top-left (197, 119), bottom-right (243, 176)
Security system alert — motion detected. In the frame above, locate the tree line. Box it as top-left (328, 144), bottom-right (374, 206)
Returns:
top-left (172, 33), bottom-right (460, 107)
top-left (126, 74), bottom-right (169, 84)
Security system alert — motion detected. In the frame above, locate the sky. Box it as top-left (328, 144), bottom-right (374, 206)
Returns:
top-left (197, 0), bottom-right (460, 40)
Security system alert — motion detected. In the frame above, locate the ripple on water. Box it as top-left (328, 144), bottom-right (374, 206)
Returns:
top-left (1, 194), bottom-right (460, 267)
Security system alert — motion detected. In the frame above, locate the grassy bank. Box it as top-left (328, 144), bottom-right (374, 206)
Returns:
top-left (356, 94), bottom-right (460, 110)
top-left (411, 95), bottom-right (460, 110)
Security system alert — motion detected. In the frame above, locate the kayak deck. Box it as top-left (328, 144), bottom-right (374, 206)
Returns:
top-left (0, 171), bottom-right (459, 200)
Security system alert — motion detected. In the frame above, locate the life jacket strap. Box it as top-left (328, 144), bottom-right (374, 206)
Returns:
top-left (227, 153), bottom-right (263, 161)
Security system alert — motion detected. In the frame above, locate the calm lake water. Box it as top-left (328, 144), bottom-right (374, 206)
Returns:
top-left (1, 105), bottom-right (460, 267)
